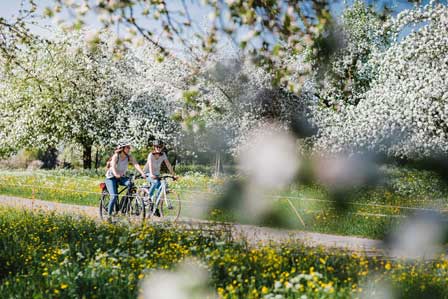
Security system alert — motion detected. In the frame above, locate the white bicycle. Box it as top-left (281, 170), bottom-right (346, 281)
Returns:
top-left (136, 175), bottom-right (181, 222)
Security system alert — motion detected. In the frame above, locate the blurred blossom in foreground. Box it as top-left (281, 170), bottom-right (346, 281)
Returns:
top-left (313, 155), bottom-right (378, 191)
top-left (141, 258), bottom-right (216, 299)
top-left (360, 278), bottom-right (394, 299)
top-left (187, 193), bottom-right (211, 219)
top-left (237, 123), bottom-right (300, 221)
top-left (239, 123), bottom-right (300, 189)
top-left (387, 212), bottom-right (446, 259)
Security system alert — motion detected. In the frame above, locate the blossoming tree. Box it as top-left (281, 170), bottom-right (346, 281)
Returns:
top-left (312, 2), bottom-right (448, 159)
top-left (0, 31), bottom-right (134, 168)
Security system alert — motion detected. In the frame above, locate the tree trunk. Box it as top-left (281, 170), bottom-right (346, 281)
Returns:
top-left (38, 146), bottom-right (58, 169)
top-left (82, 143), bottom-right (92, 169)
top-left (213, 151), bottom-right (223, 178)
top-left (172, 152), bottom-right (178, 171)
top-left (94, 147), bottom-right (100, 169)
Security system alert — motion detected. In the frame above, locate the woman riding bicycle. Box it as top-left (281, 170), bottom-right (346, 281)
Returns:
top-left (144, 140), bottom-right (176, 215)
top-left (105, 141), bottom-right (146, 217)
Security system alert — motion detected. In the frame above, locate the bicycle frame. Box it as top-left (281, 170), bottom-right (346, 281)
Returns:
top-left (107, 175), bottom-right (136, 212)
top-left (140, 176), bottom-right (175, 216)
top-left (99, 173), bottom-right (149, 222)
top-left (152, 179), bottom-right (171, 213)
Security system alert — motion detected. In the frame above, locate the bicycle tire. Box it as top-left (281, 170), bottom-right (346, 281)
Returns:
top-left (99, 189), bottom-right (110, 220)
top-left (128, 191), bottom-right (146, 221)
top-left (160, 189), bottom-right (181, 222)
top-left (120, 195), bottom-right (130, 214)
top-left (137, 188), bottom-right (150, 218)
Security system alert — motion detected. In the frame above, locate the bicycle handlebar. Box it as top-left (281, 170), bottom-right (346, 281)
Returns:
top-left (158, 175), bottom-right (177, 180)
top-left (132, 173), bottom-right (177, 181)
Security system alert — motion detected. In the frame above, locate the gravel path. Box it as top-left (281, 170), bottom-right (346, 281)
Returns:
top-left (0, 195), bottom-right (384, 254)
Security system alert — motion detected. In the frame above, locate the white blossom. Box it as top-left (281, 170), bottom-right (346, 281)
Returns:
top-left (312, 3), bottom-right (448, 159)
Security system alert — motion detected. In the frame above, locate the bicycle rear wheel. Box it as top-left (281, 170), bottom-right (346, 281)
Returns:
top-left (160, 189), bottom-right (181, 222)
top-left (99, 189), bottom-right (110, 220)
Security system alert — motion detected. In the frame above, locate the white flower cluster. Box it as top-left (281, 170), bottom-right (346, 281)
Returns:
top-left (312, 2), bottom-right (448, 159)
top-left (264, 271), bottom-right (334, 299)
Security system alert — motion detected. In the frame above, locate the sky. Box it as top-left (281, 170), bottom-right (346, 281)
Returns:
top-left (0, 0), bottom-right (426, 18)
top-left (0, 0), bottom-right (445, 56)
top-left (0, 0), bottom-right (427, 35)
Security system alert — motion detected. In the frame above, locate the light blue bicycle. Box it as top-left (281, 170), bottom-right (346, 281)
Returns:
top-left (136, 175), bottom-right (181, 222)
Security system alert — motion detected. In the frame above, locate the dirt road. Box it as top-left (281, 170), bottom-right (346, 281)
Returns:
top-left (0, 195), bottom-right (384, 254)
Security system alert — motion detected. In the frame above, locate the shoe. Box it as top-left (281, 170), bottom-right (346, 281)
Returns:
top-left (153, 208), bottom-right (161, 217)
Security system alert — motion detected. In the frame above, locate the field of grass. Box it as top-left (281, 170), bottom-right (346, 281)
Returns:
top-left (0, 165), bottom-right (447, 239)
top-left (1, 207), bottom-right (447, 299)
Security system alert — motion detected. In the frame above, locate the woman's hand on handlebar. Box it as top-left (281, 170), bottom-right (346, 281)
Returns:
top-left (133, 173), bottom-right (146, 180)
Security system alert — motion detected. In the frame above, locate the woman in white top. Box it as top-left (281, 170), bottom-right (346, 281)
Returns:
top-left (145, 140), bottom-right (176, 213)
top-left (105, 142), bottom-right (146, 216)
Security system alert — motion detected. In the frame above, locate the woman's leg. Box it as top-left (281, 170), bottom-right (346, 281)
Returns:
top-left (118, 176), bottom-right (131, 209)
top-left (105, 177), bottom-right (118, 215)
top-left (147, 176), bottom-right (161, 198)
top-left (119, 176), bottom-right (131, 189)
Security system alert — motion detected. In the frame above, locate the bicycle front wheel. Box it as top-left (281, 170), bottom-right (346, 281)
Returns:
top-left (128, 191), bottom-right (146, 221)
top-left (160, 189), bottom-right (181, 222)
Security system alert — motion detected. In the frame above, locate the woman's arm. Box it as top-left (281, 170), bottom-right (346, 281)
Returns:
top-left (164, 158), bottom-right (176, 177)
top-left (134, 163), bottom-right (146, 179)
top-left (130, 155), bottom-right (146, 179)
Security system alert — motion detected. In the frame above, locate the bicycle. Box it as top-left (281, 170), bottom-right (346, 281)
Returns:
top-left (135, 175), bottom-right (181, 222)
top-left (99, 173), bottom-right (146, 221)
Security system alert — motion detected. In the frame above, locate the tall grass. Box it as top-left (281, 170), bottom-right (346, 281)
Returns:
top-left (1, 207), bottom-right (447, 298)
